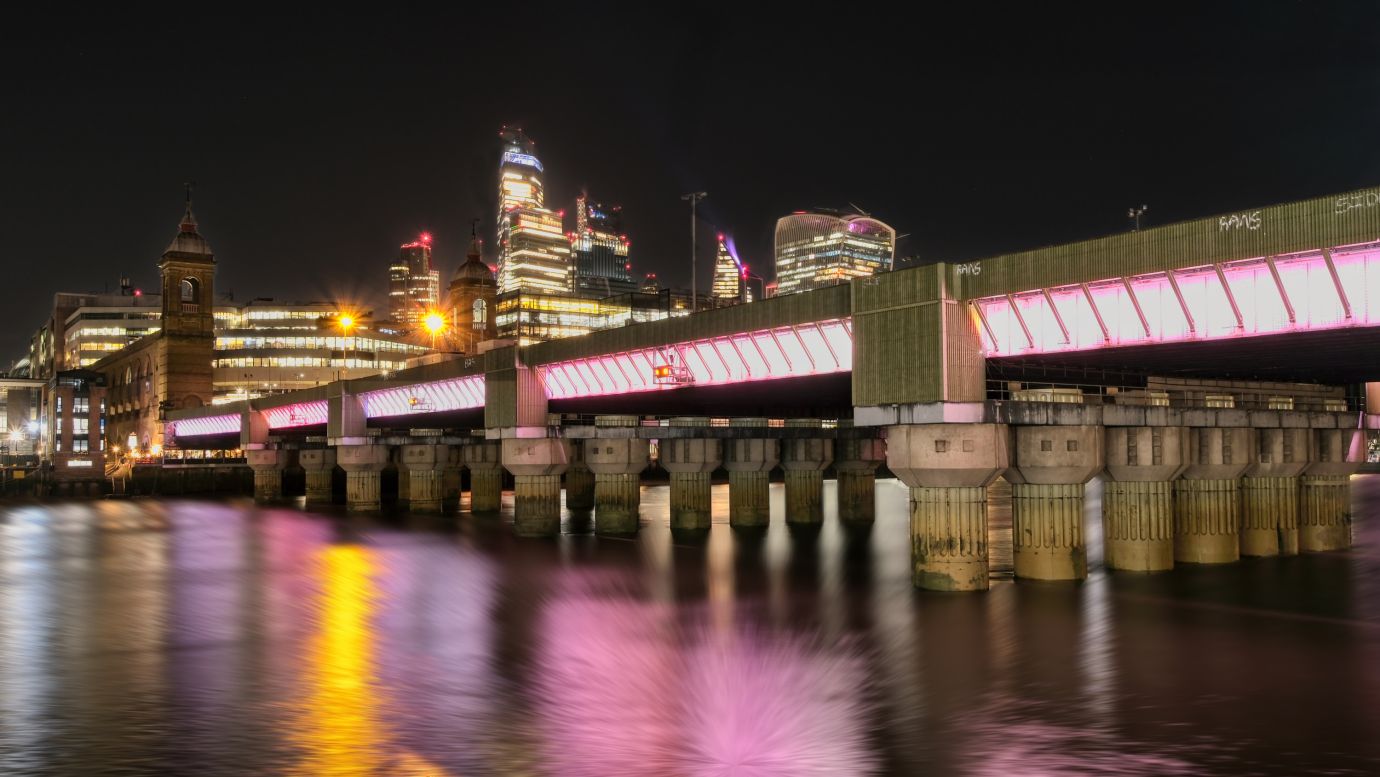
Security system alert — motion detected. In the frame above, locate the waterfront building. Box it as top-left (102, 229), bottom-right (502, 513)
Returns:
top-left (28, 283), bottom-right (162, 380)
top-left (42, 369), bottom-right (106, 478)
top-left (388, 233), bottom-right (441, 327)
top-left (773, 210), bottom-right (896, 296)
top-left (446, 229), bottom-right (499, 353)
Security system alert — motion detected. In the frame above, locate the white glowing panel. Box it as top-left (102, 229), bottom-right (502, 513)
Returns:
top-left (170, 414), bottom-right (240, 438)
top-left (538, 317), bottom-right (854, 399)
top-left (263, 400), bottom-right (329, 429)
top-left (360, 374), bottom-right (486, 418)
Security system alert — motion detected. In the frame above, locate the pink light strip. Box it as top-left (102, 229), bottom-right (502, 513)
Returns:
top-left (360, 374), bottom-right (486, 418)
top-left (975, 246), bottom-right (1380, 357)
top-left (537, 317), bottom-right (854, 400)
top-left (169, 414), bottom-right (240, 438)
top-left (263, 400), bottom-right (329, 429)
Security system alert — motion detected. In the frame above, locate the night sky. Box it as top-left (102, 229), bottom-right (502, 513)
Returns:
top-left (3, 5), bottom-right (1379, 363)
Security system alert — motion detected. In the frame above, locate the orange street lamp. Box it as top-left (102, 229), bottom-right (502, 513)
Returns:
top-left (423, 311), bottom-right (446, 351)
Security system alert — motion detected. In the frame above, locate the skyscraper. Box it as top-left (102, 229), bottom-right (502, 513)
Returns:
top-left (711, 233), bottom-right (752, 303)
top-left (773, 211), bottom-right (896, 296)
top-left (571, 191), bottom-right (635, 296)
top-left (496, 126), bottom-right (571, 294)
top-left (388, 233), bottom-right (441, 327)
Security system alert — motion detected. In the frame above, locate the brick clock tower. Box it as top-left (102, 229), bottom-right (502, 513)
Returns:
top-left (157, 191), bottom-right (216, 415)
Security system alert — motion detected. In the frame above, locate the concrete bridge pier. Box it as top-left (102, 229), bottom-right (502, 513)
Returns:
top-left (834, 437), bottom-right (885, 525)
top-left (781, 423), bottom-right (833, 525)
top-left (442, 447), bottom-right (463, 512)
top-left (1300, 428), bottom-right (1364, 552)
top-left (563, 440), bottom-right (595, 511)
top-left (299, 448), bottom-right (338, 505)
top-left (461, 439), bottom-right (503, 513)
top-left (1175, 426), bottom-right (1252, 564)
top-left (723, 419), bottom-right (779, 528)
top-left (247, 448), bottom-right (287, 503)
top-left (502, 436), bottom-right (571, 537)
top-left (1103, 426), bottom-right (1188, 572)
top-left (1007, 424), bottom-right (1104, 581)
top-left (400, 442), bottom-right (450, 513)
top-left (660, 420), bottom-right (721, 531)
top-left (1240, 427), bottom-right (1310, 556)
top-left (338, 442), bottom-right (391, 512)
top-left (887, 423), bottom-right (1010, 592)
top-left (587, 417), bottom-right (648, 535)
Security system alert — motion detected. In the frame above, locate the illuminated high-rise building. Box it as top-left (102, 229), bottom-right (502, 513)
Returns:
top-left (773, 211), bottom-right (896, 296)
top-left (495, 126), bottom-right (571, 294)
top-left (711, 233), bottom-right (752, 303)
top-left (571, 191), bottom-right (635, 296)
top-left (388, 233), bottom-right (441, 327)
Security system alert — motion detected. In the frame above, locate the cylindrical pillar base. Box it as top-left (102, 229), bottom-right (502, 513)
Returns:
top-left (910, 485), bottom-right (989, 591)
top-left (1011, 483), bottom-right (1087, 581)
top-left (670, 471), bottom-right (712, 530)
top-left (1241, 476), bottom-right (1299, 557)
top-left (836, 470), bottom-right (876, 525)
top-left (1103, 480), bottom-right (1174, 572)
top-left (305, 470), bottom-right (334, 505)
top-left (565, 465), bottom-right (595, 511)
top-left (1174, 478), bottom-right (1241, 564)
top-left (514, 474), bottom-right (561, 537)
top-left (784, 470), bottom-right (824, 524)
top-left (252, 470), bottom-right (282, 503)
top-left (1300, 475), bottom-right (1351, 552)
top-left (408, 469), bottom-right (444, 513)
top-left (469, 469), bottom-right (502, 513)
top-left (346, 470), bottom-right (382, 512)
top-left (728, 470), bottom-right (770, 528)
top-left (595, 472), bottom-right (641, 535)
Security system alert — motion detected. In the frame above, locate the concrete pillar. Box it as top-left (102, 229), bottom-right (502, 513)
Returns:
top-left (461, 440), bottom-right (503, 513)
top-left (246, 448), bottom-right (285, 503)
top-left (1007, 425), bottom-right (1104, 581)
top-left (338, 443), bottom-right (391, 512)
top-left (1240, 427), bottom-right (1310, 556)
top-left (586, 421), bottom-right (649, 535)
top-left (443, 448), bottom-right (463, 512)
top-left (1175, 427), bottom-right (1252, 564)
top-left (564, 441), bottom-right (596, 511)
top-left (502, 436), bottom-right (571, 537)
top-left (834, 437), bottom-right (885, 524)
top-left (1299, 428), bottom-right (1364, 552)
top-left (1102, 426), bottom-right (1189, 572)
top-left (722, 419), bottom-right (779, 528)
top-left (886, 423), bottom-right (1010, 591)
top-left (400, 443), bottom-right (450, 513)
top-left (660, 419), bottom-right (721, 530)
top-left (299, 448), bottom-right (337, 505)
top-left (780, 427), bottom-right (833, 525)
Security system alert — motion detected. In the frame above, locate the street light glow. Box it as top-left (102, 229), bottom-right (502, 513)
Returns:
top-left (338, 313), bottom-right (355, 331)
top-left (423, 312), bottom-right (445, 334)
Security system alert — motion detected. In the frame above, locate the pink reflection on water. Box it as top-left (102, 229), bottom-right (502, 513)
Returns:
top-left (534, 571), bottom-right (879, 776)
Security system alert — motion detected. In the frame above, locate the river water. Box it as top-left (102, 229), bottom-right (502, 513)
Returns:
top-left (1, 476), bottom-right (1378, 776)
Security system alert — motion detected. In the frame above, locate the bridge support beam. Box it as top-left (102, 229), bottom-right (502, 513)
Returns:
top-left (723, 419), bottom-right (779, 528)
top-left (887, 423), bottom-right (1010, 592)
top-left (338, 443), bottom-right (391, 513)
top-left (247, 448), bottom-right (286, 504)
top-left (461, 440), bottom-right (503, 513)
top-left (502, 436), bottom-right (571, 537)
top-left (299, 449), bottom-right (337, 506)
top-left (781, 425), bottom-right (833, 525)
top-left (661, 420), bottom-right (721, 531)
top-left (1300, 428), bottom-right (1364, 552)
top-left (1103, 426), bottom-right (1188, 573)
top-left (587, 419), bottom-right (649, 535)
top-left (401, 443), bottom-right (450, 513)
top-left (563, 440), bottom-right (595, 511)
top-left (1175, 427), bottom-right (1252, 564)
top-left (1007, 425), bottom-right (1104, 581)
top-left (834, 438), bottom-right (885, 525)
top-left (1240, 427), bottom-right (1310, 556)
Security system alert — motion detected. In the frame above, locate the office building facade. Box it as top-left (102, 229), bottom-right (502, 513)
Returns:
top-left (773, 211), bottom-right (896, 296)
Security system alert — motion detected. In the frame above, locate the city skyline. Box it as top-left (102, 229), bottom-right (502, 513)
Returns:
top-left (2, 6), bottom-right (1379, 361)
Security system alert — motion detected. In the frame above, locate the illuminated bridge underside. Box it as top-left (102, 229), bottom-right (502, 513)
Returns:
top-left (360, 375), bottom-right (485, 418)
top-left (538, 318), bottom-right (852, 400)
top-left (974, 244), bottom-right (1380, 362)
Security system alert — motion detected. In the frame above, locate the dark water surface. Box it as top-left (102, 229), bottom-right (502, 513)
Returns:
top-left (2, 477), bottom-right (1379, 776)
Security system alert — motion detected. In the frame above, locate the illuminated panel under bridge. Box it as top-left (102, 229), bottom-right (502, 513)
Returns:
top-left (973, 243), bottom-right (1380, 357)
top-left (168, 413), bottom-right (240, 438)
top-left (359, 374), bottom-right (485, 417)
top-left (539, 318), bottom-right (853, 400)
top-left (262, 400), bottom-right (329, 429)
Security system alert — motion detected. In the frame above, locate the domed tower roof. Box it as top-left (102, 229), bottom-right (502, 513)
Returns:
top-left (451, 224), bottom-right (495, 286)
top-left (163, 188), bottom-right (214, 260)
